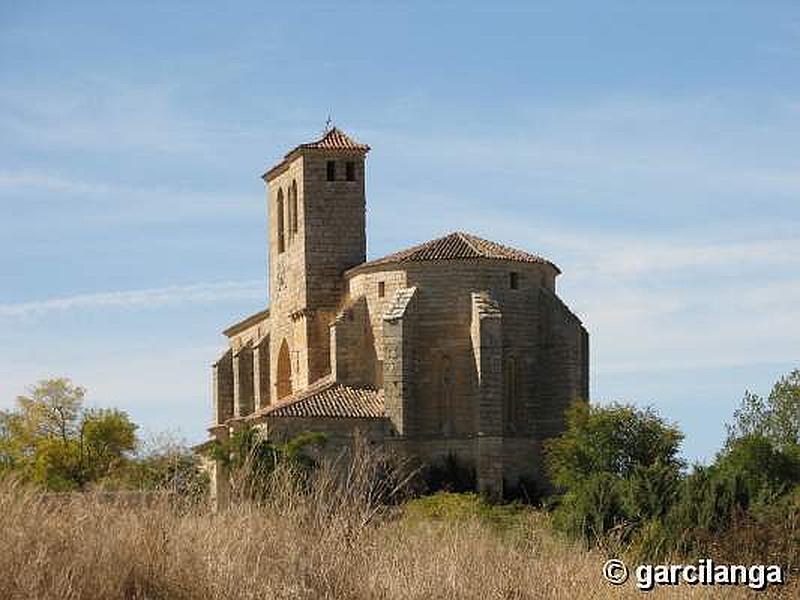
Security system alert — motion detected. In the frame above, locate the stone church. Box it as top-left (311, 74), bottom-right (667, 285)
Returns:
top-left (204, 127), bottom-right (589, 505)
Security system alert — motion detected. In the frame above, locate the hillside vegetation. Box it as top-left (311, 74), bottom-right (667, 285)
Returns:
top-left (1, 467), bottom-right (788, 599)
top-left (1, 371), bottom-right (798, 598)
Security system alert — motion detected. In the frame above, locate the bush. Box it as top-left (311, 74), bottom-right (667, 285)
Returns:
top-left (418, 452), bottom-right (476, 494)
top-left (551, 472), bottom-right (626, 544)
top-left (716, 434), bottom-right (800, 501)
top-left (543, 384), bottom-right (799, 578)
top-left (545, 401), bottom-right (683, 546)
top-left (621, 460), bottom-right (680, 522)
top-left (208, 426), bottom-right (327, 502)
top-left (709, 486), bottom-right (800, 572)
top-left (403, 492), bottom-right (530, 533)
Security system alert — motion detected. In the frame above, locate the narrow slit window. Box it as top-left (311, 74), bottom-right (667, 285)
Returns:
top-left (326, 161), bottom-right (335, 181)
top-left (290, 180), bottom-right (298, 234)
top-left (277, 189), bottom-right (285, 254)
top-left (346, 161), bottom-right (355, 181)
top-left (509, 272), bottom-right (519, 289)
top-left (378, 281), bottom-right (385, 298)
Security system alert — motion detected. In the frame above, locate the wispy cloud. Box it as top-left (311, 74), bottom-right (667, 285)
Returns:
top-left (542, 232), bottom-right (800, 279)
top-left (0, 170), bottom-right (115, 195)
top-left (0, 169), bottom-right (257, 225)
top-left (0, 81), bottom-right (206, 154)
top-left (0, 280), bottom-right (264, 318)
top-left (368, 93), bottom-right (800, 203)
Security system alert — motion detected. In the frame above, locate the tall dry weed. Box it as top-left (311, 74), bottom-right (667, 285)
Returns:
top-left (0, 443), bottom-right (792, 599)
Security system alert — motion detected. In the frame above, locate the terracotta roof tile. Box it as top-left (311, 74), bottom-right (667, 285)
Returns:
top-left (264, 127), bottom-right (370, 180)
top-left (349, 232), bottom-right (559, 273)
top-left (256, 380), bottom-right (384, 419)
top-left (295, 127), bottom-right (370, 152)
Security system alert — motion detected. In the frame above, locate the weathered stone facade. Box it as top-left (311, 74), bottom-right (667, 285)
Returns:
top-left (204, 128), bottom-right (589, 507)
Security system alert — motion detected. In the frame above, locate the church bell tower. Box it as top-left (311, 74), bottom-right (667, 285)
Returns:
top-left (262, 127), bottom-right (370, 394)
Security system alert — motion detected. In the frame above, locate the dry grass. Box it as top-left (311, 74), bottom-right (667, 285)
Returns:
top-left (0, 448), bottom-right (794, 599)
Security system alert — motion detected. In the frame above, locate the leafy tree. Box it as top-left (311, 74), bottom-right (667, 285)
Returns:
top-left (546, 401), bottom-right (684, 489)
top-left (16, 379), bottom-right (85, 444)
top-left (1, 378), bottom-right (137, 489)
top-left (726, 368), bottom-right (800, 451)
top-left (716, 435), bottom-right (800, 501)
top-left (714, 368), bottom-right (800, 512)
top-left (79, 408), bottom-right (138, 482)
top-left (545, 401), bottom-right (684, 543)
top-left (543, 373), bottom-right (799, 566)
top-left (30, 436), bottom-right (82, 491)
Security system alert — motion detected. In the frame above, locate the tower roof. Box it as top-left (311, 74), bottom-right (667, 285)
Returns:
top-left (347, 231), bottom-right (560, 274)
top-left (295, 127), bottom-right (370, 152)
top-left (263, 127), bottom-right (369, 181)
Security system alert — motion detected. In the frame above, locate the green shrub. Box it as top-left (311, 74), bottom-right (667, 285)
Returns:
top-left (716, 434), bottom-right (800, 501)
top-left (209, 427), bottom-right (327, 501)
top-left (551, 472), bottom-right (626, 544)
top-left (403, 492), bottom-right (529, 533)
top-left (545, 401), bottom-right (684, 492)
top-left (545, 401), bottom-right (683, 546)
top-left (621, 459), bottom-right (680, 522)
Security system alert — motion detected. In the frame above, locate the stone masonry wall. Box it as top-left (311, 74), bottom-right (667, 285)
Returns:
top-left (330, 296), bottom-right (377, 386)
top-left (347, 268), bottom-right (407, 376)
top-left (536, 288), bottom-right (589, 440)
top-left (266, 156), bottom-right (311, 396)
top-left (213, 349), bottom-right (234, 424)
top-left (471, 290), bottom-right (504, 496)
top-left (344, 258), bottom-right (587, 491)
top-left (233, 345), bottom-right (254, 418)
top-left (302, 152), bottom-right (367, 384)
top-left (360, 260), bottom-right (557, 439)
top-left (383, 287), bottom-right (417, 436)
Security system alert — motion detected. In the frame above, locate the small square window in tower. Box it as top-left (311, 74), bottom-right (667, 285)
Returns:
top-left (346, 161), bottom-right (355, 181)
top-left (509, 272), bottom-right (519, 289)
top-left (326, 160), bottom-right (336, 181)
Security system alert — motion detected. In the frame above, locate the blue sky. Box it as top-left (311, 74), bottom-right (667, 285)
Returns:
top-left (1, 1), bottom-right (798, 462)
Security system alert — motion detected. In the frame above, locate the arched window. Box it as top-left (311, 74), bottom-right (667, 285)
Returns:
top-left (276, 339), bottom-right (292, 399)
top-left (291, 179), bottom-right (298, 235)
top-left (286, 189), bottom-right (293, 246)
top-left (277, 189), bottom-right (285, 254)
